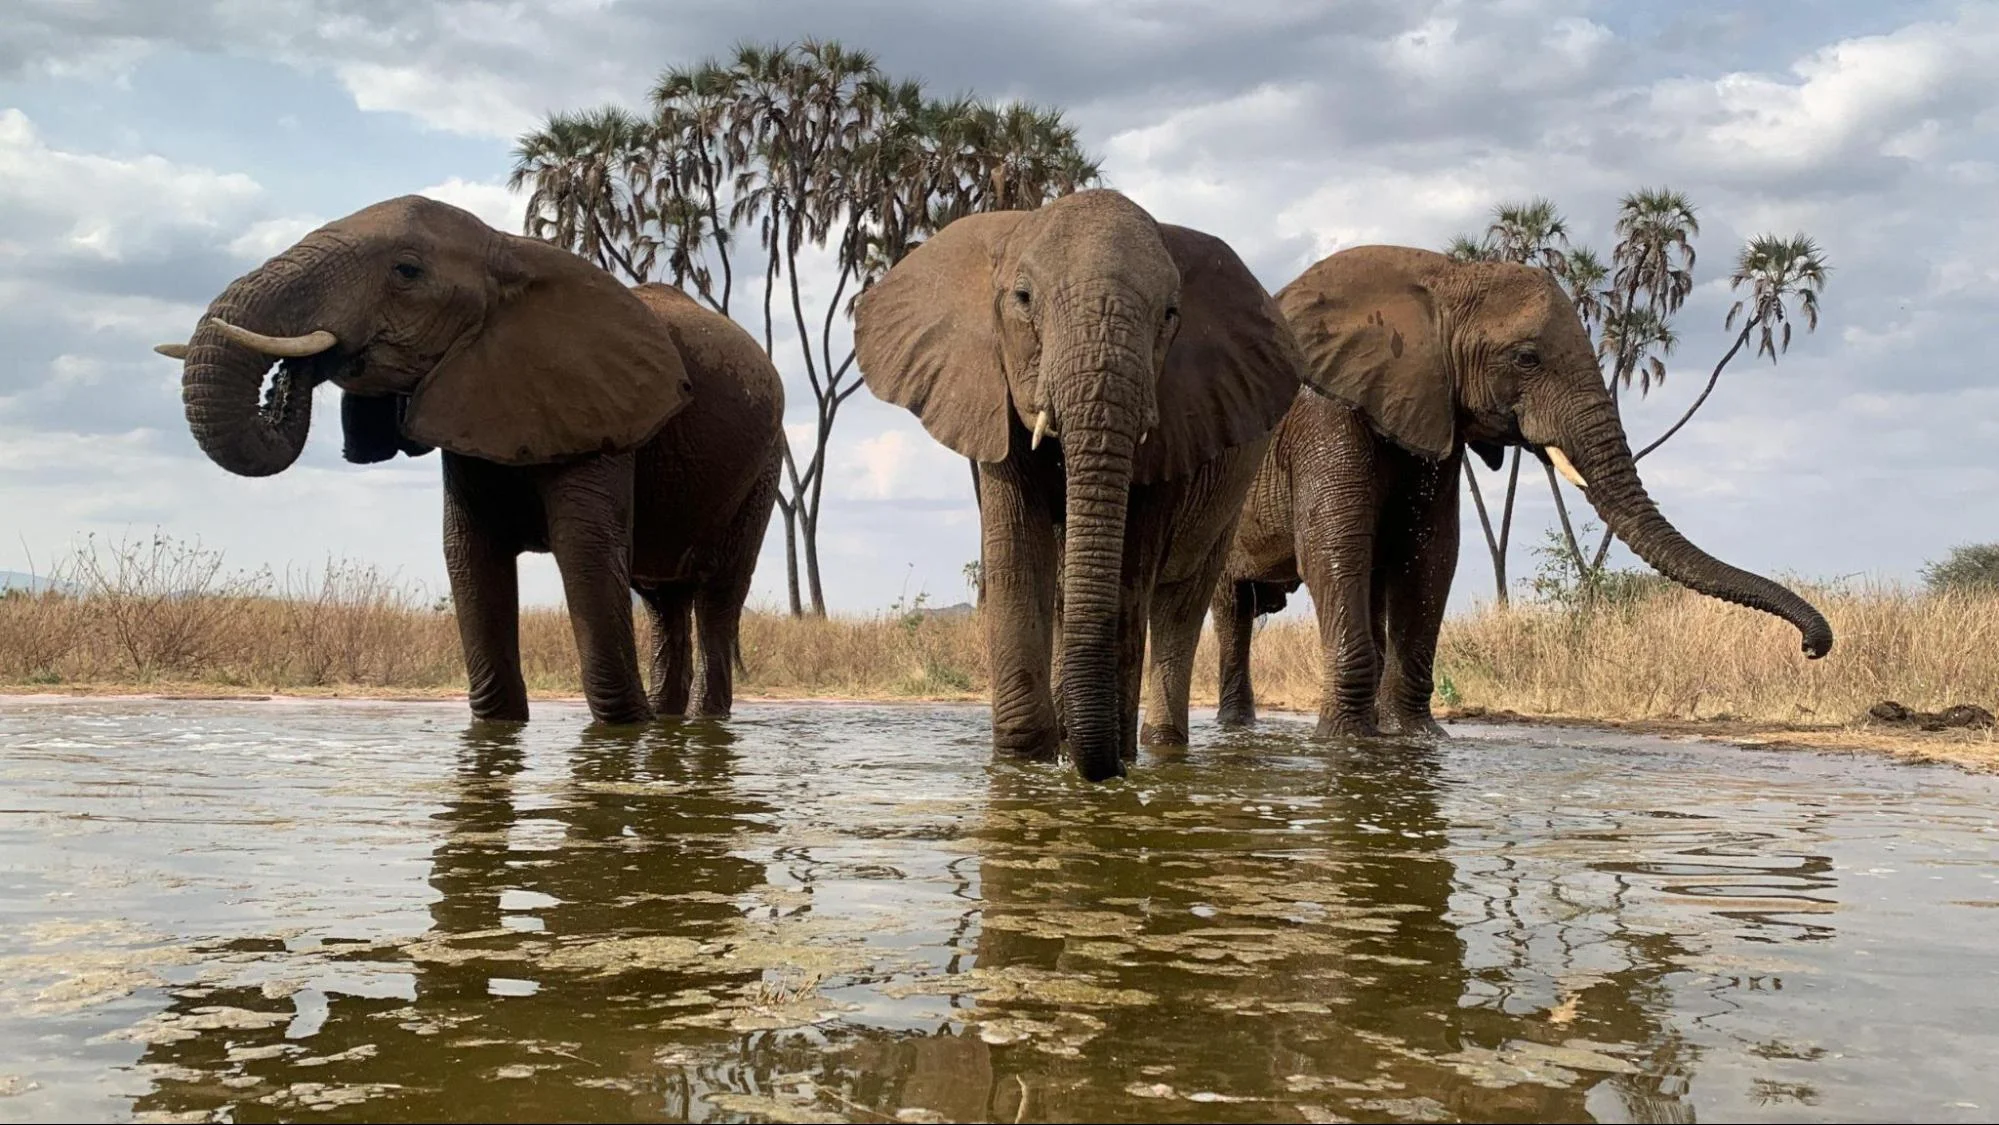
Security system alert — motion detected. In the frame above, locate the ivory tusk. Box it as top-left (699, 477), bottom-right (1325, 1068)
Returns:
top-left (1138, 429), bottom-right (1149, 445)
top-left (153, 343), bottom-right (190, 360)
top-left (1031, 409), bottom-right (1054, 451)
top-left (1546, 446), bottom-right (1588, 490)
top-left (207, 317), bottom-right (339, 358)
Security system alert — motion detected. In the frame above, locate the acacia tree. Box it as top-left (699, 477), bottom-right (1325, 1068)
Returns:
top-left (513, 40), bottom-right (1100, 616)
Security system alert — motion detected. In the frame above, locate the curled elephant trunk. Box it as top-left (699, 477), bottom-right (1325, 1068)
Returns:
top-left (1557, 413), bottom-right (1833, 659)
top-left (1055, 397), bottom-right (1140, 783)
top-left (180, 258), bottom-right (324, 477)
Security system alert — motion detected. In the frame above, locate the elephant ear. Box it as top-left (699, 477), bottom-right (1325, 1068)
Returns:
top-left (403, 236), bottom-right (692, 465)
top-left (853, 210), bottom-right (1028, 463)
top-left (1279, 245), bottom-right (1452, 461)
top-left (1139, 225), bottom-right (1306, 483)
top-left (340, 392), bottom-right (433, 464)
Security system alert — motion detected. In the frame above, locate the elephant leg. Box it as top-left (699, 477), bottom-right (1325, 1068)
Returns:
top-left (442, 454), bottom-right (528, 722)
top-left (691, 583), bottom-right (748, 719)
top-left (1378, 451), bottom-right (1461, 737)
top-left (691, 449), bottom-right (780, 719)
top-left (1116, 584), bottom-right (1151, 765)
top-left (540, 453), bottom-right (652, 726)
top-left (1301, 481), bottom-right (1382, 739)
top-left (979, 458), bottom-right (1060, 760)
top-left (637, 582), bottom-right (694, 717)
top-left (1212, 578), bottom-right (1257, 728)
top-left (1141, 533), bottom-right (1234, 748)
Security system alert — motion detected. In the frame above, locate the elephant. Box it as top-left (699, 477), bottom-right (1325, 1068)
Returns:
top-left (853, 189), bottom-right (1310, 782)
top-left (1211, 244), bottom-right (1833, 737)
top-left (154, 195), bottom-right (784, 726)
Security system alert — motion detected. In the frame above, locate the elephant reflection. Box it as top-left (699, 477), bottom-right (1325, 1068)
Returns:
top-left (797, 741), bottom-right (1708, 1122)
top-left (127, 720), bottom-right (777, 1122)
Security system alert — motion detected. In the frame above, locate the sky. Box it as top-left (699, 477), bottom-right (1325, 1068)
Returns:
top-left (2, 0), bottom-right (1995, 615)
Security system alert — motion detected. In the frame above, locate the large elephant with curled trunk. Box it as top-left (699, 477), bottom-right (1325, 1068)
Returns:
top-left (1212, 245), bottom-right (1832, 737)
top-left (854, 190), bottom-right (1308, 782)
top-left (155, 195), bottom-right (783, 726)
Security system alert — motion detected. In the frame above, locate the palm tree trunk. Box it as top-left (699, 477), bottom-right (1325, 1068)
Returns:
top-left (777, 496), bottom-right (803, 617)
top-left (1544, 461), bottom-right (1590, 595)
top-left (1635, 318), bottom-right (1757, 462)
top-left (1494, 446), bottom-right (1523, 597)
top-left (1463, 462), bottom-right (1508, 607)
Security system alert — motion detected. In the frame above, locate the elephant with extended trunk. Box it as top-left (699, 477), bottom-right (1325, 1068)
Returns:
top-left (1212, 245), bottom-right (1832, 737)
top-left (854, 190), bottom-right (1308, 782)
top-left (156, 195), bottom-right (783, 726)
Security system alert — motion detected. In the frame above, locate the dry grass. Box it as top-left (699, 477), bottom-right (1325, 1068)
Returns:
top-left (3, 534), bottom-right (1993, 767)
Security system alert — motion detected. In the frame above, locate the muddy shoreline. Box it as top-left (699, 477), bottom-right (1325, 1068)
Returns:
top-left (5, 683), bottom-right (1992, 773)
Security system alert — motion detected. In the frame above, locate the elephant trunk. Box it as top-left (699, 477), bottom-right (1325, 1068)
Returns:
top-left (181, 256), bottom-right (323, 477)
top-left (1052, 356), bottom-right (1147, 783)
top-left (1558, 407), bottom-right (1833, 658)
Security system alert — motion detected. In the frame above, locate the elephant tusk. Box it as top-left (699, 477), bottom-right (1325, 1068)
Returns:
top-left (207, 317), bottom-right (339, 358)
top-left (1546, 446), bottom-right (1588, 491)
top-left (1138, 429), bottom-right (1149, 445)
top-left (153, 342), bottom-right (190, 360)
top-left (1031, 409), bottom-right (1055, 451)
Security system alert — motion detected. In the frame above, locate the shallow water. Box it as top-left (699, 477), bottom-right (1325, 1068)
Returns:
top-left (0, 700), bottom-right (1995, 1124)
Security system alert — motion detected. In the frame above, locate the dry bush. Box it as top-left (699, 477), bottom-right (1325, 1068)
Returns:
top-left (4, 531), bottom-right (1994, 732)
top-left (1431, 582), bottom-right (1999, 725)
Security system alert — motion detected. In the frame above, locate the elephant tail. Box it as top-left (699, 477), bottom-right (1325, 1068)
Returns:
top-left (732, 637), bottom-right (747, 676)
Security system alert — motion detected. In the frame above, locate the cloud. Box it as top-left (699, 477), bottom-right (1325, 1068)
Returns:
top-left (415, 176), bottom-right (527, 232)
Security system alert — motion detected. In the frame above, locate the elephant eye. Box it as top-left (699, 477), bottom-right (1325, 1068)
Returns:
top-left (1164, 304), bottom-right (1179, 322)
top-left (1012, 287), bottom-right (1031, 308)
top-left (1514, 347), bottom-right (1541, 369)
top-left (393, 262), bottom-right (423, 282)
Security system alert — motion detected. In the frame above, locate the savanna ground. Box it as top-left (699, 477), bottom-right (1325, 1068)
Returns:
top-left (3, 534), bottom-right (1994, 771)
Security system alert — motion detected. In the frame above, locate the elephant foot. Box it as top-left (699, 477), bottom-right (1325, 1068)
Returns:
top-left (993, 726), bottom-right (1060, 763)
top-left (1314, 709), bottom-right (1380, 739)
top-left (1138, 722), bottom-right (1189, 748)
top-left (1215, 703), bottom-right (1256, 729)
top-left (468, 695), bottom-right (530, 723)
top-left (1385, 710), bottom-right (1449, 739)
top-left (586, 698), bottom-right (655, 727)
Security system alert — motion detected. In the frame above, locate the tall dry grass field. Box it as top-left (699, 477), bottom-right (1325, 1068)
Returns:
top-left (3, 536), bottom-right (1993, 733)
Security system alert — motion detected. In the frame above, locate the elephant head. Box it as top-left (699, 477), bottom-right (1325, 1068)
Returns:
top-left (1286, 244), bottom-right (1832, 658)
top-left (854, 189), bottom-right (1303, 780)
top-left (155, 195), bottom-right (693, 477)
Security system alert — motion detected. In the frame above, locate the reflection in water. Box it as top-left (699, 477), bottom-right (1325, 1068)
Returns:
top-left (1, 701), bottom-right (1996, 1123)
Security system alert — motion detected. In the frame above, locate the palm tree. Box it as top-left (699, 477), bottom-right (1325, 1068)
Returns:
top-left (1444, 233), bottom-right (1497, 262)
top-left (1486, 197), bottom-right (1571, 277)
top-left (508, 106), bottom-right (656, 284)
top-left (1604, 188), bottom-right (1699, 399)
top-left (649, 60), bottom-right (740, 313)
top-left (1634, 233), bottom-right (1829, 461)
top-left (1577, 188), bottom-right (1701, 569)
top-left (1562, 246), bottom-right (1612, 334)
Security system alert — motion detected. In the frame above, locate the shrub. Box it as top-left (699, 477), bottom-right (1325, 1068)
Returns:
top-left (1921, 543), bottom-right (1999, 594)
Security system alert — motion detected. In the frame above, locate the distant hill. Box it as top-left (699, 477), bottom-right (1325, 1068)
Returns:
top-left (0, 571), bottom-right (73, 595)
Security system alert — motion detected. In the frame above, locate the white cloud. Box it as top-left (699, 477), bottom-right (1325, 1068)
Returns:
top-left (0, 108), bottom-right (265, 261)
top-left (415, 176), bottom-right (528, 233)
top-left (227, 215), bottom-right (323, 261)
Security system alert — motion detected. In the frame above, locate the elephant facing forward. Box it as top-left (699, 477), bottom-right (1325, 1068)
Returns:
top-left (157, 196), bottom-right (783, 725)
top-left (854, 189), bottom-right (1310, 782)
top-left (1213, 245), bottom-right (1832, 736)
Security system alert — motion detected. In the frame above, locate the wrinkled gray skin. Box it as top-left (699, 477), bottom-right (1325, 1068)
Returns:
top-left (854, 190), bottom-right (1304, 781)
top-left (162, 196), bottom-right (783, 725)
top-left (1213, 245), bottom-right (1833, 737)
